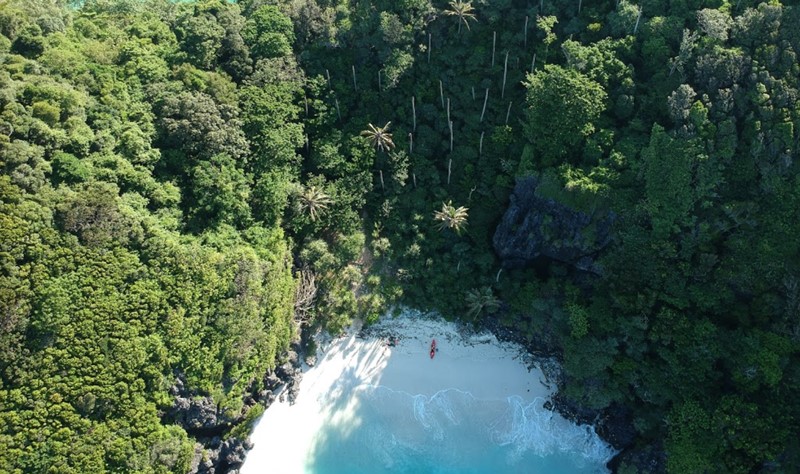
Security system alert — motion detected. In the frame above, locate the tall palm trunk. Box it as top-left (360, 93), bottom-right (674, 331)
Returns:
top-left (447, 158), bottom-right (452, 185)
top-left (428, 33), bottom-right (432, 63)
top-left (524, 16), bottom-right (529, 47)
top-left (412, 96), bottom-right (416, 131)
top-left (491, 31), bottom-right (497, 67)
top-left (480, 88), bottom-right (489, 122)
top-left (449, 120), bottom-right (454, 152)
top-left (501, 51), bottom-right (509, 98)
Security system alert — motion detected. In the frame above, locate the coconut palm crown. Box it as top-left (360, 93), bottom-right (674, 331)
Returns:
top-left (465, 287), bottom-right (501, 319)
top-left (444, 1), bottom-right (478, 33)
top-left (296, 185), bottom-right (333, 221)
top-left (433, 200), bottom-right (469, 234)
top-left (360, 122), bottom-right (396, 153)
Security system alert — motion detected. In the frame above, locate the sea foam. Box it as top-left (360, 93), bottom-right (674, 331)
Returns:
top-left (307, 386), bottom-right (614, 474)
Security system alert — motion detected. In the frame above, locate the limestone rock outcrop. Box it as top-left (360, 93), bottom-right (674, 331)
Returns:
top-left (493, 176), bottom-right (616, 272)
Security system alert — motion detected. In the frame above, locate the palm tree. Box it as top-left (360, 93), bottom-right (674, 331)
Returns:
top-left (433, 200), bottom-right (469, 234)
top-left (444, 1), bottom-right (478, 33)
top-left (360, 122), bottom-right (396, 153)
top-left (296, 185), bottom-right (333, 221)
top-left (465, 287), bottom-right (500, 319)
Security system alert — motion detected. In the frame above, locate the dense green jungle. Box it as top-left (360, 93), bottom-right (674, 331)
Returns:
top-left (1, 0), bottom-right (799, 472)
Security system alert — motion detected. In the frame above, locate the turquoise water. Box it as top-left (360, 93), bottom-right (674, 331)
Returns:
top-left (306, 387), bottom-right (614, 474)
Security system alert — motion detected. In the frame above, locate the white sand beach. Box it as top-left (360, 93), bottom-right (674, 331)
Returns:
top-left (240, 311), bottom-right (609, 473)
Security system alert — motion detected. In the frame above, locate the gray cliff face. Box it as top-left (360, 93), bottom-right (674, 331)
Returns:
top-left (493, 177), bottom-right (615, 271)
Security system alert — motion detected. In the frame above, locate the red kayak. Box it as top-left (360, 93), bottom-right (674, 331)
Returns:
top-left (430, 339), bottom-right (437, 359)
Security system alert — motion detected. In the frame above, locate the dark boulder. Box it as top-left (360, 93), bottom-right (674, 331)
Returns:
top-left (493, 176), bottom-right (615, 272)
top-left (596, 403), bottom-right (637, 450)
top-left (189, 442), bottom-right (217, 474)
top-left (608, 441), bottom-right (667, 474)
top-left (217, 437), bottom-right (253, 472)
top-left (170, 396), bottom-right (231, 435)
top-left (550, 392), bottom-right (601, 426)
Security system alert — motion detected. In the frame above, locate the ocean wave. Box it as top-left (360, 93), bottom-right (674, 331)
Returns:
top-left (341, 385), bottom-right (615, 473)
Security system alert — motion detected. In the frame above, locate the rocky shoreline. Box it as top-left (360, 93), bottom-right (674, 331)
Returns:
top-left (488, 177), bottom-right (666, 473)
top-left (481, 316), bottom-right (665, 474)
top-left (178, 175), bottom-right (657, 473)
top-left (190, 311), bottom-right (663, 474)
top-left (165, 342), bottom-right (305, 474)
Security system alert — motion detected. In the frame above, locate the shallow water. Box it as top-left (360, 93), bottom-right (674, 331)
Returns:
top-left (306, 386), bottom-right (613, 474)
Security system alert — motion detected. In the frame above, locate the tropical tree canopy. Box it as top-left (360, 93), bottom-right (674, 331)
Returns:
top-left (465, 287), bottom-right (500, 319)
top-left (360, 122), bottom-right (396, 153)
top-left (433, 201), bottom-right (469, 234)
top-left (296, 185), bottom-right (333, 221)
top-left (443, 1), bottom-right (478, 33)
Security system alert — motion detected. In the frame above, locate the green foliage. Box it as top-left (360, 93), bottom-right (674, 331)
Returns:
top-left (0, 2), bottom-right (299, 471)
top-left (666, 400), bottom-right (715, 473)
top-left (565, 303), bottom-right (589, 339)
top-left (2, 0), bottom-right (800, 472)
top-left (433, 201), bottom-right (469, 234)
top-left (190, 153), bottom-right (252, 228)
top-left (52, 151), bottom-right (89, 185)
top-left (464, 287), bottom-right (500, 321)
top-left (176, 8), bottom-right (225, 70)
top-left (523, 65), bottom-right (607, 167)
top-left (243, 5), bottom-right (295, 59)
top-left (642, 124), bottom-right (695, 238)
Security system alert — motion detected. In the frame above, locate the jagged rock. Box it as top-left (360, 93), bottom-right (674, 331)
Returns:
top-left (596, 403), bottom-right (636, 450)
top-left (170, 396), bottom-right (228, 433)
top-left (275, 362), bottom-right (296, 380)
top-left (218, 437), bottom-right (253, 472)
top-left (537, 357), bottom-right (563, 388)
top-left (196, 452), bottom-right (217, 474)
top-left (188, 443), bottom-right (204, 474)
top-left (180, 338), bottom-right (307, 474)
top-left (551, 392), bottom-right (601, 426)
top-left (286, 348), bottom-right (300, 366)
top-left (243, 394), bottom-right (257, 407)
top-left (493, 176), bottom-right (615, 271)
top-left (188, 442), bottom-right (217, 474)
top-left (256, 389), bottom-right (276, 405)
top-left (608, 442), bottom-right (667, 474)
top-left (187, 435), bottom-right (253, 474)
top-left (263, 372), bottom-right (282, 390)
top-left (170, 375), bottom-right (187, 397)
top-left (287, 373), bottom-right (302, 405)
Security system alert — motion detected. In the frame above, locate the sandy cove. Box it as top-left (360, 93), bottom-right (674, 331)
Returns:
top-left (239, 310), bottom-right (560, 473)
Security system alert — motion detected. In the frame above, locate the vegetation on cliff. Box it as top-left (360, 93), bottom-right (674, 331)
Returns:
top-left (1, 0), bottom-right (798, 472)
